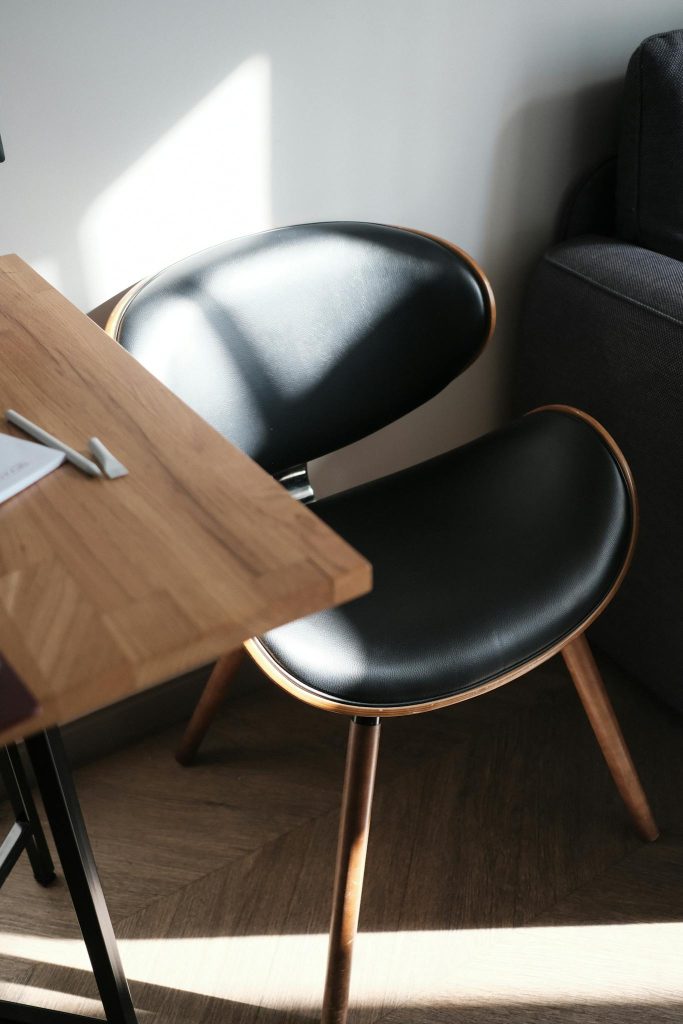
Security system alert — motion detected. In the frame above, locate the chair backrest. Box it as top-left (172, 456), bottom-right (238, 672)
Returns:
top-left (108, 222), bottom-right (494, 476)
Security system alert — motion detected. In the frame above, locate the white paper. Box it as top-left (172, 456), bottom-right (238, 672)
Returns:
top-left (0, 433), bottom-right (65, 504)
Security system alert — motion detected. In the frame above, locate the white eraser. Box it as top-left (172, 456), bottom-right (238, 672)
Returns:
top-left (89, 437), bottom-right (128, 479)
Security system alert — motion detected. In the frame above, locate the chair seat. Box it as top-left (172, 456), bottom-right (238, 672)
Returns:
top-left (260, 409), bottom-right (633, 710)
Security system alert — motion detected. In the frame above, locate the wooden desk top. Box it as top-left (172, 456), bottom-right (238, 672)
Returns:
top-left (0, 256), bottom-right (371, 745)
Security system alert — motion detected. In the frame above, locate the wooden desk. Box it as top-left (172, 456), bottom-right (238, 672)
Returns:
top-left (0, 255), bottom-right (371, 1023)
top-left (0, 255), bottom-right (371, 746)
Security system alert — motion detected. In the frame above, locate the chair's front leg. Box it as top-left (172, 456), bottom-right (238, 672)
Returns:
top-left (322, 716), bottom-right (381, 1024)
top-left (562, 633), bottom-right (659, 842)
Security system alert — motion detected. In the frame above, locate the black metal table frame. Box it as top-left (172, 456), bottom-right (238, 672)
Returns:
top-left (0, 728), bottom-right (138, 1023)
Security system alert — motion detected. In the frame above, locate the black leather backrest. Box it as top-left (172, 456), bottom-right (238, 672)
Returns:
top-left (114, 222), bottom-right (493, 474)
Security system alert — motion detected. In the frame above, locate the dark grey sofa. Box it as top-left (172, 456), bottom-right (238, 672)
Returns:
top-left (516, 30), bottom-right (683, 713)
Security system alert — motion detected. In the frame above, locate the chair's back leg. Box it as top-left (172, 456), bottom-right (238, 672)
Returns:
top-left (562, 633), bottom-right (659, 841)
top-left (175, 647), bottom-right (245, 765)
top-left (322, 716), bottom-right (381, 1024)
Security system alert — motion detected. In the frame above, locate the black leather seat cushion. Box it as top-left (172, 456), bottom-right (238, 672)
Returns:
top-left (261, 410), bottom-right (632, 709)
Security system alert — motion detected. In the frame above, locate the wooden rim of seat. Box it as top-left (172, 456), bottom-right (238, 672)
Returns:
top-left (245, 404), bottom-right (638, 718)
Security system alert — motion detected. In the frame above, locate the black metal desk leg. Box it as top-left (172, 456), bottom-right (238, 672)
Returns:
top-left (1, 745), bottom-right (56, 885)
top-left (23, 729), bottom-right (138, 1024)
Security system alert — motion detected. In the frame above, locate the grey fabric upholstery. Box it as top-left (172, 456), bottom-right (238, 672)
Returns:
top-left (516, 237), bottom-right (683, 712)
top-left (516, 28), bottom-right (683, 713)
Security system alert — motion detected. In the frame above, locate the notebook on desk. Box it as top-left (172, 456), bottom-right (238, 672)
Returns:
top-left (0, 432), bottom-right (65, 504)
top-left (0, 655), bottom-right (39, 732)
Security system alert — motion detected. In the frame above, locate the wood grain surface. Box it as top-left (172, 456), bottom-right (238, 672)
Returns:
top-left (0, 255), bottom-right (371, 745)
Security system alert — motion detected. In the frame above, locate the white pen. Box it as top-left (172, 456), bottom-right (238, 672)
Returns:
top-left (6, 409), bottom-right (103, 478)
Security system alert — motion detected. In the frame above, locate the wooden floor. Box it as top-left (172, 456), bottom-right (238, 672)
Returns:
top-left (1, 649), bottom-right (682, 1022)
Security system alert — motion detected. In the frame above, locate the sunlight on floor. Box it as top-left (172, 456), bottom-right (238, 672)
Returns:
top-left (79, 55), bottom-right (272, 307)
top-left (0, 980), bottom-right (106, 1019)
top-left (2, 922), bottom-right (682, 1012)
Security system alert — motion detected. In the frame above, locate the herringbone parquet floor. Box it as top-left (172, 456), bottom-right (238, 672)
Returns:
top-left (1, 648), bottom-right (682, 1022)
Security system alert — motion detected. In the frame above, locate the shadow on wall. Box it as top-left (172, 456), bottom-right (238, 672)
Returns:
top-left (480, 77), bottom-right (623, 417)
top-left (313, 77), bottom-right (624, 495)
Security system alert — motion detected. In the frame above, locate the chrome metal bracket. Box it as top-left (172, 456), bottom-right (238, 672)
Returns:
top-left (275, 463), bottom-right (315, 504)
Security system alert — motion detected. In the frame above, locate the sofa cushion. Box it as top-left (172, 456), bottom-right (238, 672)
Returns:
top-left (617, 29), bottom-right (683, 259)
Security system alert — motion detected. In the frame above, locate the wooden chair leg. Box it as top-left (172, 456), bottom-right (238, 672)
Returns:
top-left (175, 648), bottom-right (245, 765)
top-left (562, 633), bottom-right (659, 842)
top-left (322, 716), bottom-right (381, 1024)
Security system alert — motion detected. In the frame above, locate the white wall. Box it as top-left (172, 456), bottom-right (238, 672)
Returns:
top-left (1, 1), bottom-right (680, 494)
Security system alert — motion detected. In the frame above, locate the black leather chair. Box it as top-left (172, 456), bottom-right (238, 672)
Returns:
top-left (105, 222), bottom-right (657, 1024)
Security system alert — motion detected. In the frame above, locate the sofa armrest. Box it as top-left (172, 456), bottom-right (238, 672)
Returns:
top-left (516, 235), bottom-right (683, 712)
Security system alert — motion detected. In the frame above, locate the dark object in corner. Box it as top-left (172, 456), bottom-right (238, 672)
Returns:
top-left (0, 655), bottom-right (38, 733)
top-left (516, 28), bottom-right (683, 713)
top-left (558, 157), bottom-right (616, 241)
top-left (0, 132), bottom-right (5, 163)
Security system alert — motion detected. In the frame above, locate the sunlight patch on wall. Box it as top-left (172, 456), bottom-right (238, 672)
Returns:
top-left (79, 55), bottom-right (271, 308)
top-left (2, 922), bottom-right (681, 1012)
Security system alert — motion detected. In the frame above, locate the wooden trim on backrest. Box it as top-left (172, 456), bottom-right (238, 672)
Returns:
top-left (104, 278), bottom-right (148, 340)
top-left (401, 226), bottom-right (496, 366)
